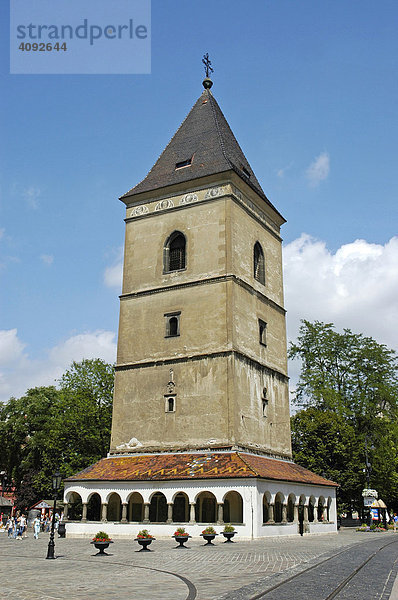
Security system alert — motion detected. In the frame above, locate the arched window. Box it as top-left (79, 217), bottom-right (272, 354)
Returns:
top-left (195, 491), bottom-right (217, 523)
top-left (263, 496), bottom-right (269, 523)
top-left (169, 317), bottom-right (178, 336)
top-left (107, 493), bottom-right (122, 521)
top-left (164, 231), bottom-right (186, 272)
top-left (149, 492), bottom-right (167, 522)
top-left (223, 491), bottom-right (243, 523)
top-left (87, 493), bottom-right (101, 521)
top-left (172, 492), bottom-right (189, 522)
top-left (128, 492), bottom-right (144, 522)
top-left (274, 493), bottom-right (283, 523)
top-left (287, 494), bottom-right (295, 522)
top-left (254, 242), bottom-right (265, 285)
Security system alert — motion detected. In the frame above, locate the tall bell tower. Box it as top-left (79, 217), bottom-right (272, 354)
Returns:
top-left (110, 71), bottom-right (292, 460)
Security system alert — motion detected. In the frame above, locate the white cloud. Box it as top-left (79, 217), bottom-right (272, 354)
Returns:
top-left (305, 152), bottom-right (330, 187)
top-left (284, 234), bottom-right (398, 402)
top-left (104, 249), bottom-right (123, 289)
top-left (40, 254), bottom-right (54, 265)
top-left (0, 329), bottom-right (117, 403)
top-left (0, 329), bottom-right (27, 366)
top-left (284, 234), bottom-right (398, 351)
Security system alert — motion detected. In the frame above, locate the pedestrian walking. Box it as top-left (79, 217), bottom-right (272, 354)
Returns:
top-left (20, 514), bottom-right (27, 538)
top-left (12, 516), bottom-right (18, 539)
top-left (33, 516), bottom-right (41, 539)
top-left (6, 517), bottom-right (13, 538)
top-left (393, 513), bottom-right (398, 532)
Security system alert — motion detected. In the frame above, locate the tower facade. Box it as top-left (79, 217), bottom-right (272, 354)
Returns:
top-left (64, 78), bottom-right (337, 539)
top-left (110, 87), bottom-right (292, 459)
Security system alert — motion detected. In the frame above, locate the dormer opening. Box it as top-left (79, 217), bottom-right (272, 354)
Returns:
top-left (175, 157), bottom-right (192, 170)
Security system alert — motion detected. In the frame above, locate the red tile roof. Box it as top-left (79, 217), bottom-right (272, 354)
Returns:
top-left (66, 452), bottom-right (337, 487)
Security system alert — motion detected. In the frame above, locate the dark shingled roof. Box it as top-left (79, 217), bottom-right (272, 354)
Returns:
top-left (121, 89), bottom-right (278, 214)
top-left (65, 452), bottom-right (337, 487)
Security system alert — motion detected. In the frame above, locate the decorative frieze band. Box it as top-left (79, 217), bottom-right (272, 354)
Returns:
top-left (126, 184), bottom-right (279, 235)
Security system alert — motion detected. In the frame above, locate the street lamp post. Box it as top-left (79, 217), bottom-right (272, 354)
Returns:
top-left (46, 470), bottom-right (62, 560)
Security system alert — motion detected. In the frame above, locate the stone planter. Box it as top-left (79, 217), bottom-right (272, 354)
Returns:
top-left (173, 535), bottom-right (191, 548)
top-left (200, 533), bottom-right (218, 546)
top-left (221, 531), bottom-right (236, 543)
top-left (90, 540), bottom-right (113, 555)
top-left (135, 537), bottom-right (155, 552)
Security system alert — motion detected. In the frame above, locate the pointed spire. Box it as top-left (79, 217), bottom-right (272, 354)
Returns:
top-left (121, 81), bottom-right (281, 219)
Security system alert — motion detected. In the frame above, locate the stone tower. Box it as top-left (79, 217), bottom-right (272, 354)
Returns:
top-left (110, 81), bottom-right (292, 460)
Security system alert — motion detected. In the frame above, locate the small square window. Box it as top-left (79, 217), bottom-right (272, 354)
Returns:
top-left (259, 319), bottom-right (267, 346)
top-left (165, 312), bottom-right (181, 337)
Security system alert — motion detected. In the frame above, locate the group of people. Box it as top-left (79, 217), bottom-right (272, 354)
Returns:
top-left (2, 511), bottom-right (62, 540)
top-left (5, 513), bottom-right (28, 539)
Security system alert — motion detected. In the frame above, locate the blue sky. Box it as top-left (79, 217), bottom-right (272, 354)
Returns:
top-left (1, 0), bottom-right (397, 401)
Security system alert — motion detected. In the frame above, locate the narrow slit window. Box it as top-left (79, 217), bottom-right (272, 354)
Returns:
top-left (261, 387), bottom-right (268, 417)
top-left (169, 317), bottom-right (178, 336)
top-left (254, 242), bottom-right (265, 285)
top-left (166, 397), bottom-right (175, 412)
top-left (242, 166), bottom-right (251, 179)
top-left (259, 319), bottom-right (267, 346)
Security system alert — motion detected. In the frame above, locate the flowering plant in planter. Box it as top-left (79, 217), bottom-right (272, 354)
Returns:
top-left (136, 529), bottom-right (154, 539)
top-left (202, 526), bottom-right (217, 535)
top-left (223, 524), bottom-right (235, 533)
top-left (174, 527), bottom-right (188, 537)
top-left (92, 531), bottom-right (112, 542)
top-left (356, 525), bottom-right (387, 532)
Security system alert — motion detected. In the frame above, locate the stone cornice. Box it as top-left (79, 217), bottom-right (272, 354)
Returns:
top-left (123, 181), bottom-right (282, 241)
top-left (115, 349), bottom-right (289, 383)
top-left (120, 274), bottom-right (286, 315)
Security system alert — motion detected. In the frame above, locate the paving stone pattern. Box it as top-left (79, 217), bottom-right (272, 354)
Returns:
top-left (0, 530), bottom-right (396, 600)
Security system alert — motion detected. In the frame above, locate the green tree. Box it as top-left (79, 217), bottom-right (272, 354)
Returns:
top-left (289, 320), bottom-right (398, 512)
top-left (59, 358), bottom-right (114, 461)
top-left (289, 320), bottom-right (398, 420)
top-left (0, 359), bottom-right (114, 510)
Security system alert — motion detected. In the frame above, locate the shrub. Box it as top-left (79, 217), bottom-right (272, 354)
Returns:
top-left (92, 531), bottom-right (111, 542)
top-left (136, 529), bottom-right (154, 539)
top-left (202, 526), bottom-right (216, 535)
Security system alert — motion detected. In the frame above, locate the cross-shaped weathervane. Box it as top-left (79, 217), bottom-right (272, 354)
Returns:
top-left (202, 53), bottom-right (214, 78)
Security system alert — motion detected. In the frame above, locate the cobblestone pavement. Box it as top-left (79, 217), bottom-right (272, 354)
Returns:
top-left (1, 529), bottom-right (397, 599)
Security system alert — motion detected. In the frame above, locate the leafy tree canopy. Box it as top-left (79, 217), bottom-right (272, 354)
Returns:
top-left (289, 321), bottom-right (398, 513)
top-left (289, 320), bottom-right (398, 422)
top-left (0, 359), bottom-right (114, 511)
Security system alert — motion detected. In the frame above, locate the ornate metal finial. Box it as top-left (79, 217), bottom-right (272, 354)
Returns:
top-left (202, 53), bottom-right (214, 89)
top-left (202, 53), bottom-right (213, 78)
